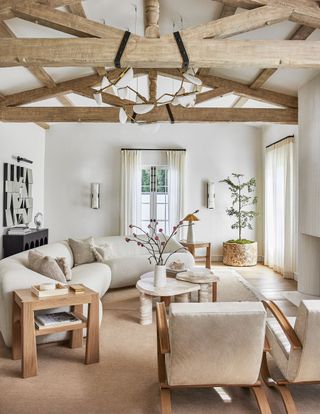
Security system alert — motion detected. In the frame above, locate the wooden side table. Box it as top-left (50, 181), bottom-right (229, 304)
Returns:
top-left (181, 241), bottom-right (212, 269)
top-left (12, 285), bottom-right (100, 378)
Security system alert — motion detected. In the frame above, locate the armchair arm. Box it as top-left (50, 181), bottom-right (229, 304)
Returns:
top-left (262, 300), bottom-right (302, 350)
top-left (156, 302), bottom-right (170, 354)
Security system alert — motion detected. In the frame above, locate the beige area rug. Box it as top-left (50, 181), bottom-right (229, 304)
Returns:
top-left (1, 269), bottom-right (319, 414)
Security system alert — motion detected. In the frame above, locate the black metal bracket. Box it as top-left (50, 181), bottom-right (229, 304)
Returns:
top-left (114, 31), bottom-right (131, 68)
top-left (166, 104), bottom-right (175, 124)
top-left (16, 156), bottom-right (33, 164)
top-left (173, 31), bottom-right (189, 72)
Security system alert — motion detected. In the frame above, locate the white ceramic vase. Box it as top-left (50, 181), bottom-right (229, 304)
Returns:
top-left (154, 265), bottom-right (167, 288)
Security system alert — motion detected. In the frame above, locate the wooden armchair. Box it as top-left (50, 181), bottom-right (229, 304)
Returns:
top-left (262, 300), bottom-right (320, 414)
top-left (156, 301), bottom-right (271, 414)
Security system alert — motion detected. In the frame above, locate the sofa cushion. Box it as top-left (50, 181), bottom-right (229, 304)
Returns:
top-left (68, 237), bottom-right (96, 266)
top-left (91, 243), bottom-right (115, 263)
top-left (56, 257), bottom-right (72, 281)
top-left (28, 250), bottom-right (66, 283)
top-left (71, 262), bottom-right (111, 297)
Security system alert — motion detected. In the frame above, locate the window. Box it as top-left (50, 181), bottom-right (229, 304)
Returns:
top-left (141, 166), bottom-right (169, 233)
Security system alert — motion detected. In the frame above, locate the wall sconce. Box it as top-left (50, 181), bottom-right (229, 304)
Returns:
top-left (207, 182), bottom-right (215, 209)
top-left (91, 183), bottom-right (101, 209)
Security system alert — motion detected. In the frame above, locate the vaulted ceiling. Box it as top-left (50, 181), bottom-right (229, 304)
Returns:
top-left (0, 0), bottom-right (320, 128)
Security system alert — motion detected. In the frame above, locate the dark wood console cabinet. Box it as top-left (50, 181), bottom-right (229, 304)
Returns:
top-left (3, 228), bottom-right (49, 258)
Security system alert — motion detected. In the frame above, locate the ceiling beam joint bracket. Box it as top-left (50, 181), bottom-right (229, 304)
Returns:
top-left (173, 31), bottom-right (189, 72)
top-left (114, 30), bottom-right (131, 68)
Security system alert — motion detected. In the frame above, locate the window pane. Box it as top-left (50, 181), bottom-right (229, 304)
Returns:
top-left (157, 194), bottom-right (167, 203)
top-left (142, 194), bottom-right (150, 203)
top-left (141, 221), bottom-right (150, 233)
top-left (157, 204), bottom-right (166, 220)
top-left (142, 169), bottom-right (151, 193)
top-left (156, 168), bottom-right (167, 193)
top-left (142, 204), bottom-right (150, 221)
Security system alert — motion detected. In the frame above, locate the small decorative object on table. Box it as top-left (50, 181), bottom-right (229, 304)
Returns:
top-left (183, 210), bottom-right (199, 243)
top-left (166, 260), bottom-right (187, 278)
top-left (176, 268), bottom-right (220, 302)
top-left (34, 212), bottom-right (43, 230)
top-left (126, 211), bottom-right (198, 288)
top-left (31, 283), bottom-right (69, 297)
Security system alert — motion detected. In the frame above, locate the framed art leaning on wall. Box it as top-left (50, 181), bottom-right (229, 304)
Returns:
top-left (3, 163), bottom-right (33, 227)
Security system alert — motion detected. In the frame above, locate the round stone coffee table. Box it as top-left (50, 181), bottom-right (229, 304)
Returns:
top-left (136, 272), bottom-right (200, 325)
top-left (176, 271), bottom-right (220, 303)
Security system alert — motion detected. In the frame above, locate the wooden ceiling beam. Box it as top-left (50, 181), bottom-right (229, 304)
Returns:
top-left (2, 38), bottom-right (320, 68)
top-left (195, 87), bottom-right (233, 104)
top-left (11, 3), bottom-right (129, 38)
top-left (233, 24), bottom-right (315, 108)
top-left (0, 0), bottom-right (82, 20)
top-left (0, 74), bottom-right (100, 107)
top-left (0, 106), bottom-right (298, 124)
top-left (196, 74), bottom-right (298, 108)
top-left (180, 5), bottom-right (293, 39)
top-left (72, 86), bottom-right (135, 107)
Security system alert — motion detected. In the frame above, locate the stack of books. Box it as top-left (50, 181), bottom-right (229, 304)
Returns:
top-left (7, 226), bottom-right (32, 235)
top-left (35, 311), bottom-right (82, 330)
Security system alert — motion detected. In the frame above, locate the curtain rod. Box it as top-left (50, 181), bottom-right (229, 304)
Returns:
top-left (121, 148), bottom-right (186, 152)
top-left (266, 134), bottom-right (294, 149)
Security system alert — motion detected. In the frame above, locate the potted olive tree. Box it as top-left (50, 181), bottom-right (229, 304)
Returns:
top-left (220, 173), bottom-right (258, 266)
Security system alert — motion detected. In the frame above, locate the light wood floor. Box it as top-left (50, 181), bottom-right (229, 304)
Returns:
top-left (210, 262), bottom-right (298, 315)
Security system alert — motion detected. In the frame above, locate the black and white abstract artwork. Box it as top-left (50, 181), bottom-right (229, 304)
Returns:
top-left (3, 163), bottom-right (33, 227)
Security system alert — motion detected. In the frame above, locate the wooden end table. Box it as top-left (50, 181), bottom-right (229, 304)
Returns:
top-left (136, 273), bottom-right (200, 325)
top-left (12, 285), bottom-right (100, 378)
top-left (181, 241), bottom-right (212, 269)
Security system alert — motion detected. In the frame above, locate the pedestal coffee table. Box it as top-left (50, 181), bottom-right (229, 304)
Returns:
top-left (136, 272), bottom-right (200, 325)
top-left (176, 271), bottom-right (220, 302)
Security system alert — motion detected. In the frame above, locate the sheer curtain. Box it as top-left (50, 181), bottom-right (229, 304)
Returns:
top-left (264, 137), bottom-right (295, 278)
top-left (167, 150), bottom-right (186, 235)
top-left (120, 150), bottom-right (142, 235)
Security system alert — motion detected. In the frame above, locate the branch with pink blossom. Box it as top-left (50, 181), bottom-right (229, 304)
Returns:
top-left (125, 210), bottom-right (199, 265)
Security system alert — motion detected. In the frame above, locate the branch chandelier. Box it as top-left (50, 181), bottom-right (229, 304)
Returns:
top-left (91, 30), bottom-right (203, 124)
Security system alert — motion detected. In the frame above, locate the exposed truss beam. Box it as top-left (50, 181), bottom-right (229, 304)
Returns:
top-left (0, 107), bottom-right (298, 124)
top-left (0, 0), bottom-right (82, 19)
top-left (0, 74), bottom-right (101, 107)
top-left (233, 24), bottom-right (315, 107)
top-left (195, 87), bottom-right (233, 104)
top-left (180, 5), bottom-right (293, 39)
top-left (214, 0), bottom-right (320, 28)
top-left (2, 38), bottom-right (320, 68)
top-left (72, 86), bottom-right (135, 107)
top-left (11, 3), bottom-right (125, 38)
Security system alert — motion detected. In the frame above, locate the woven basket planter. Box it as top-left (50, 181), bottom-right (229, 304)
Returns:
top-left (223, 241), bottom-right (258, 267)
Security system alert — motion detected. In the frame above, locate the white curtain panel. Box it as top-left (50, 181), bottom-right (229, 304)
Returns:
top-left (120, 150), bottom-right (142, 235)
top-left (264, 138), bottom-right (295, 278)
top-left (167, 150), bottom-right (186, 236)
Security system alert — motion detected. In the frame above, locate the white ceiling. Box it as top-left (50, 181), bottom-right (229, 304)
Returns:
top-left (0, 0), bottom-right (319, 109)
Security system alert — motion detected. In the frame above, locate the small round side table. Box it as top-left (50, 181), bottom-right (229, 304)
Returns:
top-left (136, 273), bottom-right (200, 325)
top-left (176, 272), bottom-right (220, 303)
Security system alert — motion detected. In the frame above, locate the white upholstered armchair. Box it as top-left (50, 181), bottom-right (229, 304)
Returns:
top-left (156, 301), bottom-right (271, 414)
top-left (262, 300), bottom-right (320, 414)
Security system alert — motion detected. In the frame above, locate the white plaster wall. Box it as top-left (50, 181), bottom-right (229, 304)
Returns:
top-left (44, 122), bottom-right (263, 259)
top-left (0, 123), bottom-right (45, 258)
top-left (298, 72), bottom-right (320, 295)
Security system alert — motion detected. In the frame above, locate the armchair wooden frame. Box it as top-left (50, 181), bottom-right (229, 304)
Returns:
top-left (261, 300), bottom-right (307, 414)
top-left (156, 302), bottom-right (272, 414)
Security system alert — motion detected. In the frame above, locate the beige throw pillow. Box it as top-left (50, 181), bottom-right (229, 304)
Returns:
top-left (91, 243), bottom-right (114, 263)
top-left (68, 237), bottom-right (95, 266)
top-left (56, 257), bottom-right (72, 281)
top-left (28, 250), bottom-right (66, 283)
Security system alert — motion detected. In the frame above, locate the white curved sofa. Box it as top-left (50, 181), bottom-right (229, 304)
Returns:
top-left (0, 235), bottom-right (194, 347)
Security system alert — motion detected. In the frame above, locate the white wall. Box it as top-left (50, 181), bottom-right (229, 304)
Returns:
top-left (45, 122), bottom-right (263, 259)
top-left (0, 123), bottom-right (45, 258)
top-left (298, 72), bottom-right (320, 295)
